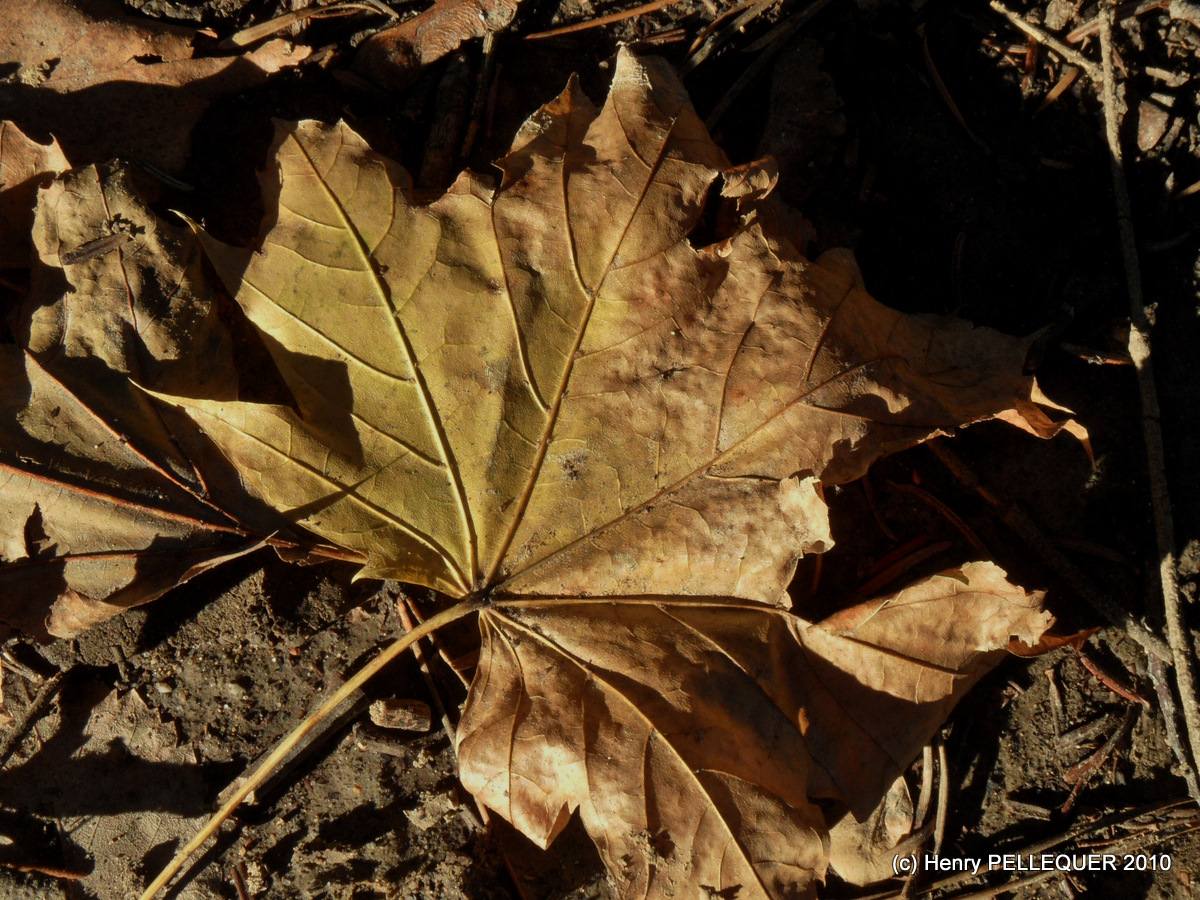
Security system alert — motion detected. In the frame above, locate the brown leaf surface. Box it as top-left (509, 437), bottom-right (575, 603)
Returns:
top-left (0, 0), bottom-right (308, 171)
top-left (0, 162), bottom-right (342, 638)
top-left (0, 122), bottom-right (69, 268)
top-left (354, 0), bottom-right (521, 92)
top-left (139, 49), bottom-right (1073, 896)
top-left (459, 563), bottom-right (1049, 898)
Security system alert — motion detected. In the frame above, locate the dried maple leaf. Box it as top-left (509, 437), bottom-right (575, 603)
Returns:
top-left (0, 162), bottom-right (353, 638)
top-left (136, 49), bottom-right (1070, 897)
top-left (0, 122), bottom-right (69, 268)
top-left (0, 0), bottom-right (308, 171)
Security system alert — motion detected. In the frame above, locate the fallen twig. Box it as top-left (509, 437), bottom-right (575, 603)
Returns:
top-left (704, 0), bottom-right (834, 128)
top-left (526, 0), bottom-right (686, 39)
top-left (230, 862), bottom-right (251, 900)
top-left (989, 0), bottom-right (1101, 82)
top-left (1065, 0), bottom-right (1166, 43)
top-left (1149, 654), bottom-right (1200, 801)
top-left (682, 0), bottom-right (776, 73)
top-left (898, 741), bottom-right (945, 900)
top-left (889, 481), bottom-right (990, 556)
top-left (1098, 0), bottom-right (1200, 805)
top-left (914, 744), bottom-right (935, 828)
top-left (220, 1), bottom-right (389, 48)
top-left (216, 682), bottom-right (369, 809)
top-left (629, 27), bottom-right (688, 45)
top-left (1061, 705), bottom-right (1138, 813)
top-left (1037, 65), bottom-right (1081, 112)
top-left (1077, 646), bottom-right (1151, 707)
top-left (861, 476), bottom-right (898, 541)
top-left (0, 861), bottom-right (88, 881)
top-left (918, 24), bottom-right (989, 153)
top-left (0, 671), bottom-right (62, 771)
top-left (1060, 342), bottom-right (1132, 365)
top-left (395, 593), bottom-right (457, 742)
top-left (933, 739), bottom-right (949, 855)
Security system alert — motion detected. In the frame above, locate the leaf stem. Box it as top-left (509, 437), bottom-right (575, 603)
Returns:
top-left (137, 595), bottom-right (485, 900)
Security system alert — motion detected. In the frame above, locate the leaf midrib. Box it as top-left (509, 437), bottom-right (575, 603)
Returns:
top-left (483, 113), bottom-right (683, 587)
top-left (287, 132), bottom-right (478, 591)
top-left (485, 603), bottom-right (801, 899)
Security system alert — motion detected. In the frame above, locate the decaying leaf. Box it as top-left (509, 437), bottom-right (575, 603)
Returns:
top-left (0, 40), bottom-right (1076, 895)
top-left (355, 0), bottom-right (521, 92)
top-left (122, 49), bottom-right (1070, 896)
top-left (0, 162), bottom-right (350, 638)
top-left (0, 0), bottom-right (308, 171)
top-left (826, 774), bottom-right (919, 886)
top-left (0, 686), bottom-right (210, 898)
top-left (0, 122), bottom-right (69, 268)
top-left (458, 563), bottom-right (1049, 898)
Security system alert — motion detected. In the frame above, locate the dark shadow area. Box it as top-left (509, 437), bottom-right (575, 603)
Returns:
top-left (0, 670), bottom-right (207, 819)
top-left (131, 549), bottom-right (267, 651)
top-left (0, 806), bottom-right (84, 878)
top-left (0, 58), bottom-right (299, 174)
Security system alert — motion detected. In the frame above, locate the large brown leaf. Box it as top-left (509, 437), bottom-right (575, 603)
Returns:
top-left (173, 52), bottom-right (1068, 601)
top-left (139, 49), bottom-right (1071, 896)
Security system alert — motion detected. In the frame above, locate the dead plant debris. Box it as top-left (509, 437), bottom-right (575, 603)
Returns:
top-left (1, 0), bottom-right (1198, 898)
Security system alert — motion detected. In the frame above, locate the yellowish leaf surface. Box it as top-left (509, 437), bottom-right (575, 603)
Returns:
top-left (182, 51), bottom-right (1068, 604)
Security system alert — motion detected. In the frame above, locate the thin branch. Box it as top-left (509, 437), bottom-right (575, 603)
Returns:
top-left (989, 0), bottom-right (1102, 82)
top-left (1149, 654), bottom-right (1200, 801)
top-left (525, 0), bottom-right (687, 39)
top-left (0, 671), bottom-right (63, 771)
top-left (1098, 0), bottom-right (1200, 804)
top-left (704, 0), bottom-right (835, 128)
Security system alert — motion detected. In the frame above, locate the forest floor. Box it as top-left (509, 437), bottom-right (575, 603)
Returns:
top-left (3, 0), bottom-right (1200, 897)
